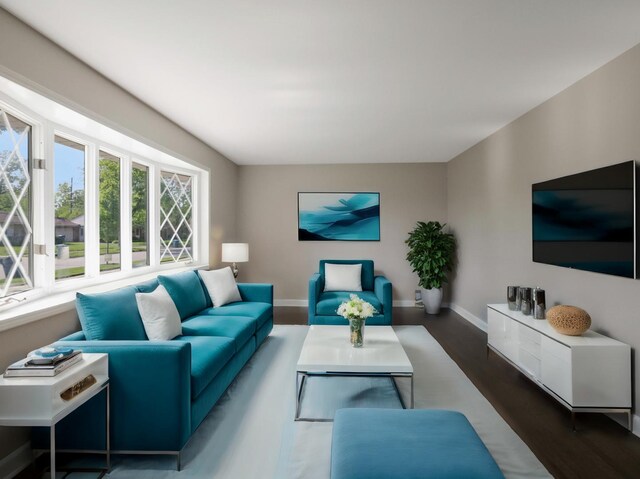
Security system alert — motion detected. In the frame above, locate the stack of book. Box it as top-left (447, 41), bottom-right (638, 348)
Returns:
top-left (4, 346), bottom-right (82, 378)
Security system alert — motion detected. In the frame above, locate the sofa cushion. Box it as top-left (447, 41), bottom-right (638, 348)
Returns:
top-left (200, 302), bottom-right (272, 329)
top-left (181, 315), bottom-right (256, 351)
top-left (173, 335), bottom-right (235, 399)
top-left (198, 268), bottom-right (242, 307)
top-left (316, 291), bottom-right (382, 316)
top-left (135, 285), bottom-right (182, 341)
top-left (134, 278), bottom-right (159, 293)
top-left (158, 271), bottom-right (208, 320)
top-left (76, 287), bottom-right (147, 341)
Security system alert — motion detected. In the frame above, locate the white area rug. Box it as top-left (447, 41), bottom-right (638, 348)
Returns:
top-left (96, 325), bottom-right (550, 479)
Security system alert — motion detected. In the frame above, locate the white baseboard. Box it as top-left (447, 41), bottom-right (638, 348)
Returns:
top-left (394, 300), bottom-right (417, 307)
top-left (274, 299), bottom-right (442, 308)
top-left (274, 299), bottom-right (308, 307)
top-left (0, 441), bottom-right (31, 479)
top-left (448, 303), bottom-right (488, 332)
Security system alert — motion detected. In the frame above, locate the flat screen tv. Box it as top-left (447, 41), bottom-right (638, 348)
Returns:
top-left (532, 161), bottom-right (638, 279)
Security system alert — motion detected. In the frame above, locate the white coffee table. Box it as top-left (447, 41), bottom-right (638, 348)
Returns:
top-left (295, 325), bottom-right (414, 421)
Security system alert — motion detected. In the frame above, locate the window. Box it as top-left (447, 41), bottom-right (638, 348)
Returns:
top-left (98, 150), bottom-right (121, 274)
top-left (132, 162), bottom-right (149, 268)
top-left (0, 110), bottom-right (33, 297)
top-left (0, 75), bottom-right (209, 309)
top-left (160, 171), bottom-right (193, 263)
top-left (54, 136), bottom-right (85, 281)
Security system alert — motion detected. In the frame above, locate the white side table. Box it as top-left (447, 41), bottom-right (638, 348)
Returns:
top-left (0, 353), bottom-right (110, 478)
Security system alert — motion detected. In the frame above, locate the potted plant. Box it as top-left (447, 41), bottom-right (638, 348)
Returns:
top-left (405, 221), bottom-right (455, 314)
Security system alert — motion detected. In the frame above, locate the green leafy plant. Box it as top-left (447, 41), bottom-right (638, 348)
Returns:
top-left (405, 221), bottom-right (455, 290)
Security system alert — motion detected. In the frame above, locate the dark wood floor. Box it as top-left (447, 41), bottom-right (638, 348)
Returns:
top-left (278, 306), bottom-right (640, 479)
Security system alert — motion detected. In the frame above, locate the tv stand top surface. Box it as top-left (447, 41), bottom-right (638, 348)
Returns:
top-left (488, 304), bottom-right (629, 349)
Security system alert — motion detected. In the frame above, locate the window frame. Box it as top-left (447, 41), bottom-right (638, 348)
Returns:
top-left (0, 98), bottom-right (42, 299)
top-left (131, 159), bottom-right (151, 269)
top-left (0, 85), bottom-right (209, 310)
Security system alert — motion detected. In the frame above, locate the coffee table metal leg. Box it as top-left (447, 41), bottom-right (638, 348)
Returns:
top-left (391, 375), bottom-right (407, 410)
top-left (295, 372), bottom-right (306, 421)
top-left (410, 374), bottom-right (414, 409)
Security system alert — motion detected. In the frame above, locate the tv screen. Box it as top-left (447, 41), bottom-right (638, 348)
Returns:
top-left (532, 161), bottom-right (637, 279)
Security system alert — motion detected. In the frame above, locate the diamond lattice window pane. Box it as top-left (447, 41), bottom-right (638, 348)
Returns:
top-left (160, 172), bottom-right (193, 263)
top-left (0, 110), bottom-right (33, 297)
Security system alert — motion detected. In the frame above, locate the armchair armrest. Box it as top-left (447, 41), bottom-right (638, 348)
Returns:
top-left (54, 340), bottom-right (192, 451)
top-left (238, 283), bottom-right (274, 304)
top-left (309, 273), bottom-right (323, 306)
top-left (374, 275), bottom-right (392, 314)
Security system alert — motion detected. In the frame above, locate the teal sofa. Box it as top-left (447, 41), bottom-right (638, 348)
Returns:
top-left (37, 270), bottom-right (273, 468)
top-left (308, 260), bottom-right (392, 325)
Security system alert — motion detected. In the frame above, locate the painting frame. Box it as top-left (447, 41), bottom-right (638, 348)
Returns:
top-left (297, 192), bottom-right (381, 241)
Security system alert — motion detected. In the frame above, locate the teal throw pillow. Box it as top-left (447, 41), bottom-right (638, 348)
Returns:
top-left (76, 286), bottom-right (147, 341)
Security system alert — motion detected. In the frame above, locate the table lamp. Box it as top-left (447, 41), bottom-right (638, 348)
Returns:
top-left (221, 243), bottom-right (249, 278)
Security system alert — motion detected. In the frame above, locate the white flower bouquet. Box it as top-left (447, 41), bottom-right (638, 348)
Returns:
top-left (337, 294), bottom-right (377, 347)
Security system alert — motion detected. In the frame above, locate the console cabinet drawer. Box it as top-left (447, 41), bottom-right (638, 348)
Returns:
top-left (541, 335), bottom-right (571, 363)
top-left (541, 351), bottom-right (572, 403)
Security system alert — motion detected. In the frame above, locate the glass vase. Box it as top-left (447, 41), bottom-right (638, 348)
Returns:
top-left (349, 317), bottom-right (365, 348)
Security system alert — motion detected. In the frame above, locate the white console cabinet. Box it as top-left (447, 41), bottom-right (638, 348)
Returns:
top-left (487, 304), bottom-right (632, 430)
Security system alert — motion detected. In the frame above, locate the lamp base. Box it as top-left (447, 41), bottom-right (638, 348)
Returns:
top-left (231, 262), bottom-right (239, 278)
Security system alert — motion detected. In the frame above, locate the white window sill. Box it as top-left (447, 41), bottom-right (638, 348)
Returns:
top-left (0, 263), bottom-right (208, 333)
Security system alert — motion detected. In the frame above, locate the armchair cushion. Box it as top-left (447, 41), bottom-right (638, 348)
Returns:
top-left (173, 335), bottom-right (235, 399)
top-left (320, 260), bottom-right (374, 291)
top-left (324, 263), bottom-right (363, 292)
top-left (316, 291), bottom-right (382, 316)
top-left (181, 315), bottom-right (256, 351)
top-left (200, 302), bottom-right (272, 329)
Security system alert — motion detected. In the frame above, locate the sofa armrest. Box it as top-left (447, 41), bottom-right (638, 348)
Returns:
top-left (54, 340), bottom-right (192, 451)
top-left (374, 276), bottom-right (392, 313)
top-left (60, 331), bottom-right (86, 341)
top-left (237, 283), bottom-right (274, 304)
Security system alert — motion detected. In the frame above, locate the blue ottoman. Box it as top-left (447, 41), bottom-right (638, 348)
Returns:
top-left (331, 408), bottom-right (504, 479)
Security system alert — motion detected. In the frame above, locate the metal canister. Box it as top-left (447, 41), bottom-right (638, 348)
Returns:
top-left (507, 286), bottom-right (518, 310)
top-left (520, 287), bottom-right (532, 315)
top-left (533, 287), bottom-right (546, 319)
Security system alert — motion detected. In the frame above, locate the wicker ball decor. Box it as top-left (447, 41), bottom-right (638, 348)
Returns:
top-left (546, 305), bottom-right (591, 336)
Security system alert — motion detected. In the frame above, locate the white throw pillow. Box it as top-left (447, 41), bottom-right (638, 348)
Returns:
top-left (199, 267), bottom-right (242, 307)
top-left (324, 263), bottom-right (363, 292)
top-left (135, 285), bottom-right (182, 341)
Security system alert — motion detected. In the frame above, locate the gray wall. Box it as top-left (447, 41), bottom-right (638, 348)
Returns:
top-left (237, 163), bottom-right (448, 302)
top-left (447, 43), bottom-right (640, 412)
top-left (0, 8), bottom-right (238, 464)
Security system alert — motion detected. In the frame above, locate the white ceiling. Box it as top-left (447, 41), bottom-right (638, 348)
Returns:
top-left (2, 1), bottom-right (640, 165)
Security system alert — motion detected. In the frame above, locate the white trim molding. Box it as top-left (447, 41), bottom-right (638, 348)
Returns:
top-left (273, 299), bottom-right (449, 309)
top-left (274, 299), bottom-right (308, 307)
top-left (448, 303), bottom-right (488, 332)
top-left (0, 441), bottom-right (31, 479)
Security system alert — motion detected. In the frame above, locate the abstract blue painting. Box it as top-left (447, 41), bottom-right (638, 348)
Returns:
top-left (298, 192), bottom-right (380, 241)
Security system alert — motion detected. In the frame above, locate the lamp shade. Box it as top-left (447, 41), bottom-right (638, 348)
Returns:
top-left (222, 243), bottom-right (249, 263)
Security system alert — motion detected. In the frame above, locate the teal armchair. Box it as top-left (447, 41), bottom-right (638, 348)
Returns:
top-left (308, 260), bottom-right (392, 325)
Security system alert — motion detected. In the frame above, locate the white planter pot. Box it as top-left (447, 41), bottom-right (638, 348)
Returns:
top-left (421, 287), bottom-right (443, 314)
